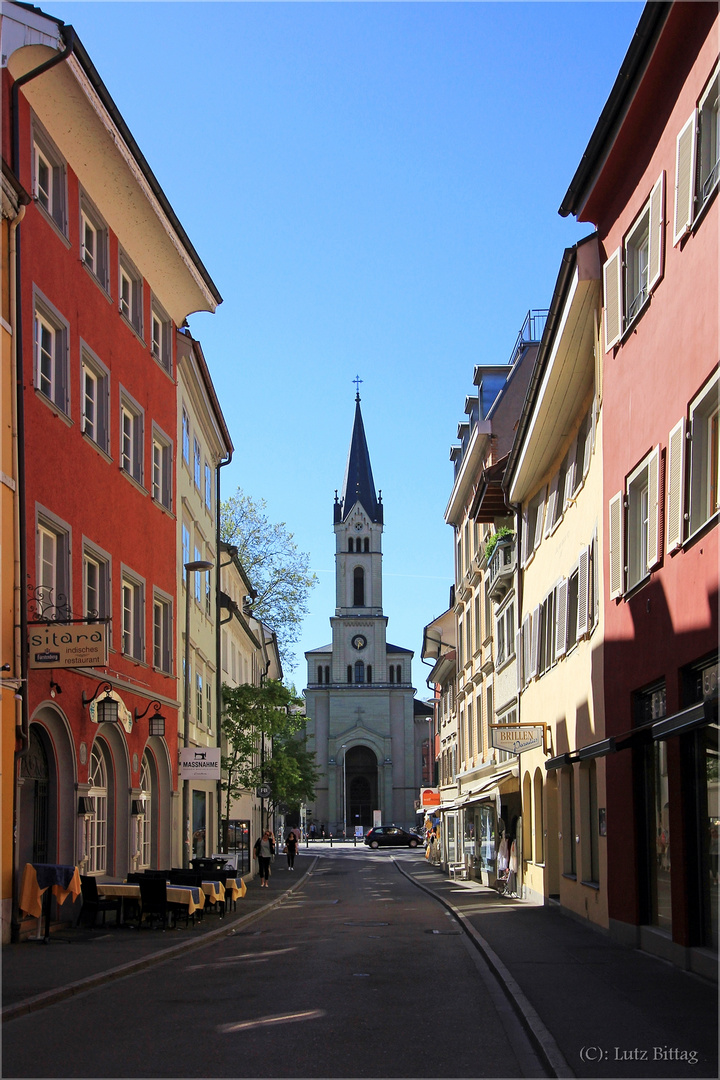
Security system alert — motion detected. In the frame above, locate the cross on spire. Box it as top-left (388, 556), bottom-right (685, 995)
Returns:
top-left (353, 375), bottom-right (363, 401)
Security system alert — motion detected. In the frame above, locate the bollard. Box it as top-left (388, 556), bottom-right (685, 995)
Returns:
top-left (329, 833), bottom-right (333, 847)
top-left (353, 834), bottom-right (357, 847)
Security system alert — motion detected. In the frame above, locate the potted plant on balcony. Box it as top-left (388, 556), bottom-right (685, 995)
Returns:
top-left (484, 526), bottom-right (515, 562)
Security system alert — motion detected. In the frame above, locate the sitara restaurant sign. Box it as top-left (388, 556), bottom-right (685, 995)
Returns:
top-left (179, 747), bottom-right (221, 780)
top-left (490, 724), bottom-right (545, 755)
top-left (28, 624), bottom-right (108, 669)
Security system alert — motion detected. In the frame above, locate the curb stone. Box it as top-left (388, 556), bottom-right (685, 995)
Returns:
top-left (392, 856), bottom-right (574, 1080)
top-left (2, 857), bottom-right (318, 1024)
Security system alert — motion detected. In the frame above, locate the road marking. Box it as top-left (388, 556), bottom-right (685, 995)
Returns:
top-left (218, 1010), bottom-right (325, 1033)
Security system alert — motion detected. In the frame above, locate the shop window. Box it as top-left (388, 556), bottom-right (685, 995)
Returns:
top-left (561, 765), bottom-right (576, 877)
top-left (533, 769), bottom-right (544, 864)
top-left (634, 681), bottom-right (671, 930)
top-left (580, 761), bottom-right (599, 884)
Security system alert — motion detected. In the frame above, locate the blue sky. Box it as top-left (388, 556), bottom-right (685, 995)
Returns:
top-left (42, 1), bottom-right (644, 692)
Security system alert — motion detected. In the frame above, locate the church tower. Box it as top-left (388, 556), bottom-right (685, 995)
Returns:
top-left (304, 391), bottom-right (420, 835)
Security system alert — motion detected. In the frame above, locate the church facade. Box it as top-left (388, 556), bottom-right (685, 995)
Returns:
top-left (304, 394), bottom-right (421, 835)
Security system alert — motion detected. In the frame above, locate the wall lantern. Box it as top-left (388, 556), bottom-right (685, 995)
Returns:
top-left (135, 700), bottom-right (166, 738)
top-left (82, 681), bottom-right (118, 724)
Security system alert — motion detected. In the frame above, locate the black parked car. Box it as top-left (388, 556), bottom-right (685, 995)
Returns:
top-left (364, 825), bottom-right (423, 849)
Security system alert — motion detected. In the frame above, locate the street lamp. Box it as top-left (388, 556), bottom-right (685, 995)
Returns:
top-left (341, 744), bottom-right (347, 841)
top-left (183, 559), bottom-right (213, 868)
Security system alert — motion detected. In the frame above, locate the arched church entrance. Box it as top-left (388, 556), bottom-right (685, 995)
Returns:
top-left (346, 746), bottom-right (378, 831)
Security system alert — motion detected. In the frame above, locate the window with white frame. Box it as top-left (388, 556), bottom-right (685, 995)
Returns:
top-left (545, 456), bottom-right (568, 536)
top-left (151, 425), bottom-right (172, 510)
top-left (37, 511), bottom-right (70, 612)
top-left (196, 670), bottom-right (204, 726)
top-left (603, 174), bottom-right (664, 350)
top-left (205, 462), bottom-right (212, 511)
top-left (118, 252), bottom-right (143, 336)
top-left (150, 300), bottom-right (172, 373)
top-left (81, 347), bottom-right (109, 451)
top-left (674, 61), bottom-right (719, 244)
top-left (120, 392), bottom-right (144, 484)
top-left (83, 544), bottom-right (110, 621)
top-left (32, 120), bottom-right (66, 233)
top-left (86, 744), bottom-right (107, 874)
top-left (121, 571), bottom-right (145, 661)
top-left (194, 546), bottom-right (203, 602)
top-left (34, 296), bottom-right (69, 414)
top-left (153, 592), bottom-right (172, 672)
top-left (609, 448), bottom-right (661, 599)
top-left (194, 438), bottom-right (202, 489)
top-left (139, 756), bottom-right (152, 869)
top-left (495, 601), bottom-right (515, 668)
top-left (495, 707), bottom-right (516, 764)
top-left (206, 677), bottom-right (213, 733)
top-left (79, 192), bottom-right (108, 289)
top-left (182, 523), bottom-right (191, 571)
top-left (522, 487), bottom-right (546, 565)
top-left (688, 373), bottom-right (719, 538)
top-left (205, 563), bottom-right (212, 615)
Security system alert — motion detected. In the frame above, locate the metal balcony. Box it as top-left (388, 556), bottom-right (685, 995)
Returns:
top-left (486, 538), bottom-right (516, 602)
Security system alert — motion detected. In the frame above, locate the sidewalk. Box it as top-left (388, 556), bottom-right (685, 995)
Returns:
top-left (2, 855), bottom-right (314, 1021)
top-left (395, 858), bottom-right (718, 1080)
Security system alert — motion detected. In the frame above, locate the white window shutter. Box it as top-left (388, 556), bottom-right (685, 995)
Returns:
top-left (555, 579), bottom-right (568, 658)
top-left (608, 491), bottom-right (624, 600)
top-left (583, 407), bottom-right (594, 478)
top-left (646, 444), bottom-right (661, 572)
top-left (545, 473), bottom-right (559, 537)
top-left (666, 418), bottom-right (686, 554)
top-left (529, 605), bottom-right (541, 679)
top-left (515, 629), bottom-right (523, 693)
top-left (533, 487), bottom-right (547, 550)
top-left (521, 507), bottom-right (529, 565)
top-left (673, 112), bottom-right (697, 246)
top-left (564, 449), bottom-right (576, 508)
top-left (577, 546), bottom-right (590, 639)
top-left (522, 614), bottom-right (532, 686)
top-left (647, 173), bottom-right (665, 294)
top-left (603, 248), bottom-right (622, 351)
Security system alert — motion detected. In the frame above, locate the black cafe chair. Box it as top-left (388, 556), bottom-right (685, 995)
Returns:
top-left (138, 877), bottom-right (171, 930)
top-left (79, 875), bottom-right (122, 928)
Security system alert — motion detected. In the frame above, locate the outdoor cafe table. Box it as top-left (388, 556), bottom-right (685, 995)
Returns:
top-left (19, 863), bottom-right (81, 940)
top-left (97, 882), bottom-right (206, 921)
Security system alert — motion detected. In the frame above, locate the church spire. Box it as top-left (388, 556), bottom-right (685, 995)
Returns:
top-left (335, 382), bottom-right (383, 524)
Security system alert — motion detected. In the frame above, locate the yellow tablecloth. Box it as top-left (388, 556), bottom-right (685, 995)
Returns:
top-left (225, 877), bottom-right (246, 902)
top-left (97, 883), bottom-right (140, 900)
top-left (19, 864), bottom-right (81, 919)
top-left (201, 880), bottom-right (225, 905)
top-left (98, 882), bottom-right (206, 917)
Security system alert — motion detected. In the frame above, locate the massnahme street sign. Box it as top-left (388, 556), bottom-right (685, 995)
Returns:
top-left (179, 748), bottom-right (221, 780)
top-left (490, 724), bottom-right (546, 755)
top-left (28, 624), bottom-right (108, 668)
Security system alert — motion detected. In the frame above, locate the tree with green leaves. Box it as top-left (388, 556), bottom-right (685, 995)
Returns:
top-left (220, 489), bottom-right (317, 671)
top-left (220, 679), bottom-right (318, 841)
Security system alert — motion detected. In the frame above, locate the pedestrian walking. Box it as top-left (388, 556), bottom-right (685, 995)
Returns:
top-left (286, 829), bottom-right (298, 870)
top-left (253, 829), bottom-right (275, 887)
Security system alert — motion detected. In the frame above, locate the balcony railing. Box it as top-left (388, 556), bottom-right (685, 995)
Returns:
top-left (486, 538), bottom-right (516, 602)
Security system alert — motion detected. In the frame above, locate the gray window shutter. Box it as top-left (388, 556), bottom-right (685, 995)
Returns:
top-left (522, 614), bottom-right (532, 686)
top-left (555, 579), bottom-right (568, 658)
top-left (515, 630), bottom-right (523, 693)
top-left (673, 112), bottom-right (696, 246)
top-left (647, 173), bottom-right (665, 294)
top-left (646, 445), bottom-right (661, 572)
top-left (603, 248), bottom-right (622, 351)
top-left (576, 546), bottom-right (590, 639)
top-left (666, 418), bottom-right (686, 554)
top-left (608, 491), bottom-right (624, 600)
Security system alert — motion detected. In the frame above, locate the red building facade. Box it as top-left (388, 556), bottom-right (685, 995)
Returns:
top-left (2, 4), bottom-right (220, 937)
top-left (561, 1), bottom-right (718, 975)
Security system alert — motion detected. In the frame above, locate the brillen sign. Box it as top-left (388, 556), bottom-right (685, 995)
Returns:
top-left (28, 624), bottom-right (108, 669)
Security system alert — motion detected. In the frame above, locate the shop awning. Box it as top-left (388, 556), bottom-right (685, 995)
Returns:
top-left (545, 695), bottom-right (717, 770)
top-left (459, 767), bottom-right (518, 805)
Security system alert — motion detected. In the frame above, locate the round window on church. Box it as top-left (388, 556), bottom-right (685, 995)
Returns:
top-left (352, 635), bottom-right (367, 651)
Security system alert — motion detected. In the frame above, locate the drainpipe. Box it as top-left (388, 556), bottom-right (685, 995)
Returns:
top-left (215, 452), bottom-right (232, 853)
top-left (9, 27), bottom-right (76, 942)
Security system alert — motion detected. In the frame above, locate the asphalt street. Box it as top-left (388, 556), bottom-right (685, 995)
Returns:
top-left (2, 848), bottom-right (547, 1079)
